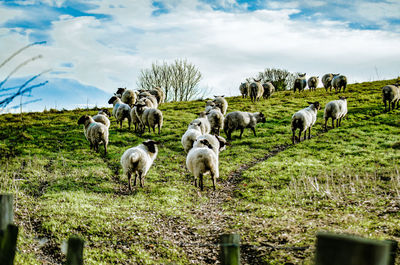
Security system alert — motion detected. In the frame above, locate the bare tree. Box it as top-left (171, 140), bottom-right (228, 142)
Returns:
top-left (255, 68), bottom-right (298, 91)
top-left (0, 41), bottom-right (48, 112)
top-left (137, 59), bottom-right (202, 102)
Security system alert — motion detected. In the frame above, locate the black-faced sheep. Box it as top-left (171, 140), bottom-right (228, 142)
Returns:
top-left (324, 96), bottom-right (348, 131)
top-left (332, 74), bottom-right (347, 93)
top-left (382, 84), bottom-right (400, 112)
top-left (120, 139), bottom-right (159, 190)
top-left (249, 79), bottom-right (264, 102)
top-left (262, 82), bottom-right (275, 99)
top-left (223, 111), bottom-right (266, 140)
top-left (212, 95), bottom-right (228, 115)
top-left (93, 109), bottom-right (111, 128)
top-left (77, 115), bottom-right (109, 155)
top-left (134, 102), bottom-right (163, 135)
top-left (181, 121), bottom-right (202, 153)
top-left (206, 106), bottom-right (224, 136)
top-left (322, 73), bottom-right (334, 92)
top-left (115, 87), bottom-right (137, 107)
top-left (307, 76), bottom-right (319, 91)
top-left (293, 73), bottom-right (307, 93)
top-left (108, 96), bottom-right (132, 129)
top-left (239, 82), bottom-right (249, 98)
top-left (291, 101), bottom-right (320, 144)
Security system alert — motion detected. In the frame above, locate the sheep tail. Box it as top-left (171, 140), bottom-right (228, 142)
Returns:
top-left (129, 152), bottom-right (140, 165)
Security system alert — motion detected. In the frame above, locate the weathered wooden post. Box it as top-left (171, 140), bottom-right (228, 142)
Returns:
top-left (0, 194), bottom-right (13, 230)
top-left (315, 232), bottom-right (392, 265)
top-left (220, 234), bottom-right (240, 265)
top-left (66, 236), bottom-right (84, 265)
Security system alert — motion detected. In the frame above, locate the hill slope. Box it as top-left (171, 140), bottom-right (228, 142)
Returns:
top-left (0, 79), bottom-right (399, 264)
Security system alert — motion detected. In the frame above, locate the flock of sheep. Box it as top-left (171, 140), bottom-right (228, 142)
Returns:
top-left (77, 74), bottom-right (400, 191)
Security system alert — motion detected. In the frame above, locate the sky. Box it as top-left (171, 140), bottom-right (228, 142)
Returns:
top-left (1, 0), bottom-right (400, 111)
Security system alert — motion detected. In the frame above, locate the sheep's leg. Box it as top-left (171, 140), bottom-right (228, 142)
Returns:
top-left (158, 124), bottom-right (161, 135)
top-left (292, 130), bottom-right (296, 144)
top-left (308, 127), bottom-right (311, 139)
top-left (298, 131), bottom-right (302, 142)
top-left (392, 102), bottom-right (395, 111)
top-left (128, 172), bottom-right (132, 191)
top-left (251, 127), bottom-right (256, 137)
top-left (138, 171), bottom-right (144, 187)
top-left (128, 120), bottom-right (131, 130)
top-left (324, 118), bottom-right (328, 131)
top-left (194, 175), bottom-right (197, 187)
top-left (199, 173), bottom-right (204, 191)
top-left (104, 142), bottom-right (107, 155)
top-left (133, 172), bottom-right (137, 187)
top-left (239, 128), bottom-right (244, 139)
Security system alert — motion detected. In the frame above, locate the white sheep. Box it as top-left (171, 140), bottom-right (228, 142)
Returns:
top-left (291, 101), bottom-right (321, 144)
top-left (293, 73), bottom-right (307, 93)
top-left (134, 102), bottom-right (163, 134)
top-left (205, 100), bottom-right (215, 113)
top-left (108, 96), bottom-right (132, 129)
top-left (138, 91), bottom-right (158, 109)
top-left (92, 109), bottom-right (111, 128)
top-left (77, 115), bottom-right (109, 155)
top-left (332, 74), bottom-right (347, 93)
top-left (262, 82), bottom-right (275, 99)
top-left (181, 121), bottom-right (202, 153)
top-left (120, 139), bottom-right (159, 190)
top-left (324, 97), bottom-right (348, 131)
top-left (130, 106), bottom-right (141, 132)
top-left (186, 134), bottom-right (227, 191)
top-left (223, 111), bottom-right (266, 140)
top-left (192, 112), bottom-right (211, 135)
top-left (249, 79), bottom-right (264, 102)
top-left (212, 95), bottom-right (228, 115)
top-left (115, 87), bottom-right (137, 107)
top-left (149, 87), bottom-right (165, 104)
top-left (239, 82), bottom-right (249, 98)
top-left (382, 84), bottom-right (400, 112)
top-left (322, 73), bottom-right (335, 92)
top-left (307, 76), bottom-right (319, 91)
top-left (206, 106), bottom-right (224, 136)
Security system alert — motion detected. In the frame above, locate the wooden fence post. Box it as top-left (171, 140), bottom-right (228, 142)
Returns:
top-left (0, 224), bottom-right (19, 265)
top-left (315, 232), bottom-right (392, 265)
top-left (0, 194), bottom-right (14, 231)
top-left (220, 234), bottom-right (240, 265)
top-left (66, 236), bottom-right (84, 265)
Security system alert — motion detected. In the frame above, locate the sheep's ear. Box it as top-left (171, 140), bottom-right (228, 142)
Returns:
top-left (221, 95), bottom-right (224, 97)
top-left (307, 101), bottom-right (313, 105)
top-left (198, 121), bottom-right (202, 126)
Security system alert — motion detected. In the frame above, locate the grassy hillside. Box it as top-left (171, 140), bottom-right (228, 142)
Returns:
top-left (1, 79), bottom-right (399, 264)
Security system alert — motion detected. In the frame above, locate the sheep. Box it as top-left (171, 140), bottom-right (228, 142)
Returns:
top-left (291, 101), bottom-right (321, 144)
top-left (120, 139), bottom-right (159, 190)
top-left (324, 96), bottom-right (348, 131)
top-left (239, 82), bottom-right (249, 98)
top-left (307, 76), bottom-right (319, 91)
top-left (192, 112), bottom-right (211, 135)
top-left (322, 73), bottom-right (335, 92)
top-left (115, 87), bottom-right (137, 107)
top-left (130, 105), bottom-right (141, 132)
top-left (77, 115), bottom-right (109, 155)
top-left (212, 95), bottom-right (228, 115)
top-left (382, 84), bottom-right (400, 112)
top-left (149, 87), bottom-right (165, 104)
top-left (93, 109), bottom-right (111, 128)
top-left (134, 102), bottom-right (163, 134)
top-left (332, 74), bottom-right (347, 93)
top-left (181, 121), bottom-right (202, 153)
top-left (223, 111), bottom-right (266, 140)
top-left (138, 91), bottom-right (158, 108)
top-left (293, 73), bottom-right (307, 93)
top-left (108, 96), bottom-right (132, 129)
top-left (249, 79), bottom-right (264, 102)
top-left (206, 106), bottom-right (224, 135)
top-left (186, 134), bottom-right (227, 191)
top-left (205, 100), bottom-right (215, 112)
top-left (262, 82), bottom-right (275, 99)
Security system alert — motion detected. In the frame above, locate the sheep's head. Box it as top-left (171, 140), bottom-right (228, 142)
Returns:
top-left (308, 101), bottom-right (321, 110)
top-left (215, 135), bottom-right (227, 152)
top-left (198, 111), bottom-right (207, 118)
top-left (339, 96), bottom-right (347, 101)
top-left (255, 112), bottom-right (266, 123)
top-left (298, 73), bottom-right (306, 77)
top-left (189, 121), bottom-right (201, 129)
top-left (115, 87), bottom-right (126, 95)
top-left (199, 139), bottom-right (213, 150)
top-left (77, 115), bottom-right (90, 125)
top-left (143, 140), bottom-right (160, 153)
top-left (108, 96), bottom-right (118, 104)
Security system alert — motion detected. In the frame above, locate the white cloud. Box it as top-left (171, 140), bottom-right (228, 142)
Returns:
top-left (1, 0), bottom-right (400, 100)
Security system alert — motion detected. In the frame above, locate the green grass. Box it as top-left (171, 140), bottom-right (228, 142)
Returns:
top-left (1, 79), bottom-right (399, 264)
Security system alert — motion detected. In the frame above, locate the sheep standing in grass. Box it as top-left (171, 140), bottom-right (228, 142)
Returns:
top-left (291, 101), bottom-right (321, 144)
top-left (249, 79), bottom-right (264, 102)
top-left (223, 111), bottom-right (266, 140)
top-left (332, 74), bottom-right (347, 93)
top-left (108, 96), bottom-right (132, 129)
top-left (382, 84), bottom-right (400, 112)
top-left (181, 121), bottom-right (202, 153)
top-left (213, 96), bottom-right (228, 115)
top-left (206, 106), bottom-right (224, 135)
top-left (186, 134), bottom-right (227, 191)
top-left (322, 73), bottom-right (334, 92)
top-left (192, 112), bottom-right (211, 135)
top-left (205, 100), bottom-right (215, 113)
top-left (115, 88), bottom-right (137, 107)
top-left (307, 76), bottom-right (319, 91)
top-left (77, 115), bottom-right (109, 155)
top-left (134, 102), bottom-right (163, 134)
top-left (120, 139), bottom-right (159, 190)
top-left (130, 106), bottom-right (141, 132)
top-left (262, 82), bottom-right (275, 99)
top-left (324, 97), bottom-right (348, 131)
top-left (93, 109), bottom-right (111, 128)
top-left (239, 82), bottom-right (249, 98)
top-left (293, 73), bottom-right (307, 93)
top-left (138, 91), bottom-right (158, 109)
top-left (149, 87), bottom-right (165, 104)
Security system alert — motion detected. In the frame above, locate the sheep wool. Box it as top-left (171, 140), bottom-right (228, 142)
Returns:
top-left (181, 121), bottom-right (202, 153)
top-left (77, 115), bottom-right (109, 155)
top-left (213, 96), bottom-right (228, 115)
top-left (332, 74), bottom-right (347, 93)
top-left (262, 82), bottom-right (275, 99)
top-left (108, 96), bottom-right (132, 129)
top-left (324, 97), bottom-right (348, 130)
top-left (307, 76), bottom-right (319, 91)
top-left (291, 101), bottom-right (320, 144)
top-left (93, 109), bottom-right (111, 128)
top-left (322, 73), bottom-right (334, 92)
top-left (293, 73), bottom-right (307, 93)
top-left (223, 111), bottom-right (266, 140)
top-left (120, 140), bottom-right (159, 190)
